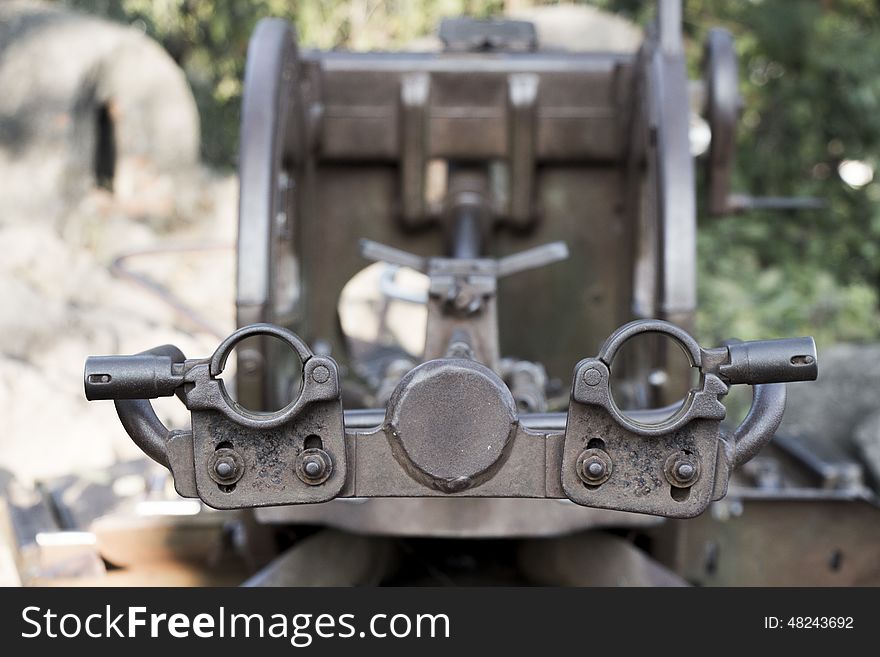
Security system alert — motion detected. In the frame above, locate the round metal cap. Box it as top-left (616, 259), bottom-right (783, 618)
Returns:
top-left (386, 359), bottom-right (517, 492)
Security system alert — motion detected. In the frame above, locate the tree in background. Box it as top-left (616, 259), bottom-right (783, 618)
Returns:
top-left (59, 0), bottom-right (880, 346)
top-left (679, 0), bottom-right (880, 346)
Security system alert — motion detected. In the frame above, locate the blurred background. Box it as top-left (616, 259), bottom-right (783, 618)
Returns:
top-left (36, 0), bottom-right (880, 344)
top-left (2, 0), bottom-right (880, 582)
top-left (57, 1), bottom-right (880, 339)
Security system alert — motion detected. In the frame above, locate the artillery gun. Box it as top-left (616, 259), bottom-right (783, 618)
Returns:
top-left (74, 2), bottom-right (880, 586)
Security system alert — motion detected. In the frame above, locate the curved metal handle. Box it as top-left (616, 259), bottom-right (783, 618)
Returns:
top-left (731, 382), bottom-right (786, 468)
top-left (114, 399), bottom-right (172, 468)
top-left (110, 345), bottom-right (186, 469)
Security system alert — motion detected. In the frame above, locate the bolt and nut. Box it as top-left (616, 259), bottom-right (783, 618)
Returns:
top-left (664, 451), bottom-right (701, 488)
top-left (586, 459), bottom-right (606, 479)
top-left (215, 460), bottom-right (234, 478)
top-left (576, 447), bottom-right (613, 485)
top-left (208, 447), bottom-right (245, 486)
top-left (296, 448), bottom-right (333, 485)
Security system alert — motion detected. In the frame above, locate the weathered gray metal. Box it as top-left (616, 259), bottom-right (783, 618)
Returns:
top-left (83, 319), bottom-right (817, 518)
top-left (75, 4), bottom-right (880, 589)
top-left (82, 3), bottom-right (825, 525)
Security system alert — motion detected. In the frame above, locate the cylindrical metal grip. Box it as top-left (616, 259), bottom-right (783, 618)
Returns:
top-left (720, 337), bottom-right (818, 385)
top-left (84, 355), bottom-right (182, 401)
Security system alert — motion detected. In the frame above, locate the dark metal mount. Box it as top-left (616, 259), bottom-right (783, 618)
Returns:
top-left (82, 3), bottom-right (822, 521)
top-left (84, 320), bottom-right (817, 518)
top-left (233, 2), bottom-right (703, 411)
top-left (561, 320), bottom-right (816, 517)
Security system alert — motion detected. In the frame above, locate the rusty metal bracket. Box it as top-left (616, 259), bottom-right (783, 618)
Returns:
top-left (85, 319), bottom-right (817, 518)
top-left (185, 324), bottom-right (346, 509)
top-left (562, 319), bottom-right (817, 517)
top-left (87, 324), bottom-right (347, 509)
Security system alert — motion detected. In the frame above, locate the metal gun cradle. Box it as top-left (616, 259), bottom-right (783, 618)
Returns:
top-left (85, 320), bottom-right (816, 518)
top-left (83, 3), bottom-right (826, 534)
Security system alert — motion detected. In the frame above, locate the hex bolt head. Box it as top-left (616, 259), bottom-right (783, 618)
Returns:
top-left (676, 462), bottom-right (695, 481)
top-left (664, 452), bottom-right (701, 488)
top-left (208, 448), bottom-right (244, 486)
top-left (296, 448), bottom-right (333, 485)
top-left (576, 448), bottom-right (613, 486)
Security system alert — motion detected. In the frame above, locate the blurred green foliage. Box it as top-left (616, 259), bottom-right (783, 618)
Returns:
top-left (58, 0), bottom-right (880, 346)
top-left (677, 0), bottom-right (880, 347)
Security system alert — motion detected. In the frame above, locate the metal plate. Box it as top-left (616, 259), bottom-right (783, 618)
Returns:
top-left (562, 406), bottom-right (720, 518)
top-left (191, 401), bottom-right (347, 509)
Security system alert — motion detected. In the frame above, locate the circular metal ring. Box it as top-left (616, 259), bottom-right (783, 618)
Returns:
top-left (597, 319), bottom-right (702, 369)
top-left (206, 323), bottom-right (323, 429)
top-left (210, 323), bottom-right (313, 377)
top-left (596, 320), bottom-right (704, 436)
